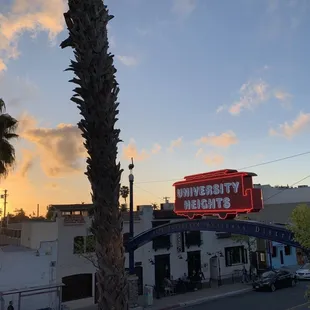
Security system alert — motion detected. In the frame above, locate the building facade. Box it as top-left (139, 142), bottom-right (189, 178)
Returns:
top-left (0, 241), bottom-right (59, 310)
top-left (0, 203), bottom-right (250, 309)
top-left (251, 184), bottom-right (310, 268)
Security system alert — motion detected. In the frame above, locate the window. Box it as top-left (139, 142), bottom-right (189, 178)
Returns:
top-left (225, 246), bottom-right (247, 266)
top-left (260, 252), bottom-right (266, 262)
top-left (86, 235), bottom-right (95, 253)
top-left (152, 221), bottom-right (171, 251)
top-left (185, 231), bottom-right (202, 248)
top-left (284, 245), bottom-right (291, 256)
top-left (62, 273), bottom-right (93, 302)
top-left (272, 246), bottom-right (277, 257)
top-left (73, 236), bottom-right (85, 254)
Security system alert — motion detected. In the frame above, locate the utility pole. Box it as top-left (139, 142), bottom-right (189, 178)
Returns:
top-left (3, 190), bottom-right (7, 219)
top-left (128, 158), bottom-right (135, 275)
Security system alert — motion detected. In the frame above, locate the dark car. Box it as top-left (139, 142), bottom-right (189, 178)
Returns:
top-left (252, 269), bottom-right (297, 292)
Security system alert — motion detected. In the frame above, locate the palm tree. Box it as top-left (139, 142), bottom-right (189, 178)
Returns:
top-left (0, 98), bottom-right (18, 178)
top-left (120, 185), bottom-right (129, 204)
top-left (120, 203), bottom-right (128, 212)
top-left (61, 1), bottom-right (128, 308)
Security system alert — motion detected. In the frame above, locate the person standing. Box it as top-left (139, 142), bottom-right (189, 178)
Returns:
top-left (7, 301), bottom-right (14, 310)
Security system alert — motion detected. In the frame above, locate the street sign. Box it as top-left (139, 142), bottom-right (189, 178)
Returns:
top-left (173, 169), bottom-right (263, 219)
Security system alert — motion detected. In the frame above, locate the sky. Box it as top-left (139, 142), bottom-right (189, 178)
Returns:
top-left (1, 0), bottom-right (310, 216)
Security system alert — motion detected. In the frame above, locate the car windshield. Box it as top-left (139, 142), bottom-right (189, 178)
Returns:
top-left (301, 263), bottom-right (310, 270)
top-left (261, 271), bottom-right (276, 278)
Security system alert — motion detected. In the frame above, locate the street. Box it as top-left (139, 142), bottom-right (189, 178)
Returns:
top-left (187, 282), bottom-right (310, 310)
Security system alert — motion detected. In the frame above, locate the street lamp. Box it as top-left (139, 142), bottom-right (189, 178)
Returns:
top-left (128, 158), bottom-right (135, 275)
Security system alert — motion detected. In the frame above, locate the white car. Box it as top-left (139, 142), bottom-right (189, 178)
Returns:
top-left (296, 263), bottom-right (310, 280)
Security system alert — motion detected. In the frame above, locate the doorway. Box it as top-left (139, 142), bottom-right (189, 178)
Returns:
top-left (280, 250), bottom-right (284, 265)
top-left (209, 256), bottom-right (218, 280)
top-left (155, 254), bottom-right (170, 292)
top-left (187, 251), bottom-right (201, 277)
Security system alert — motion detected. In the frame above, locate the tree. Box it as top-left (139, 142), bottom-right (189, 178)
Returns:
top-left (61, 1), bottom-right (128, 309)
top-left (120, 204), bottom-right (128, 212)
top-left (0, 98), bottom-right (18, 178)
top-left (151, 203), bottom-right (159, 210)
top-left (120, 186), bottom-right (129, 204)
top-left (288, 204), bottom-right (310, 249)
top-left (287, 204), bottom-right (310, 300)
top-left (45, 207), bottom-right (54, 220)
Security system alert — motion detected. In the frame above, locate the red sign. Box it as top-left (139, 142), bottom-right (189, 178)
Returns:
top-left (173, 169), bottom-right (263, 219)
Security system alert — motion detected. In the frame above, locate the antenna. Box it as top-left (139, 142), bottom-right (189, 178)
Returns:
top-left (163, 197), bottom-right (170, 204)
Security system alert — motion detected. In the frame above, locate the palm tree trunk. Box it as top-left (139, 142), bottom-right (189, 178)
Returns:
top-left (61, 0), bottom-right (128, 309)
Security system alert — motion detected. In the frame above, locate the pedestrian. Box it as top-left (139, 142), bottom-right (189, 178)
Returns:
top-left (242, 265), bottom-right (248, 283)
top-left (7, 301), bottom-right (14, 310)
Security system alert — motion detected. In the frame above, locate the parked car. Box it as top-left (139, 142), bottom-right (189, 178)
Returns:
top-left (252, 269), bottom-right (296, 292)
top-left (295, 263), bottom-right (310, 280)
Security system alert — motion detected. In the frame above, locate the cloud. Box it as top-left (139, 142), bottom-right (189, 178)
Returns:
top-left (122, 139), bottom-right (161, 161)
top-left (171, 0), bottom-right (197, 18)
top-left (216, 105), bottom-right (226, 114)
top-left (0, 59), bottom-right (7, 71)
top-left (196, 131), bottom-right (238, 148)
top-left (204, 154), bottom-right (224, 166)
top-left (229, 79), bottom-right (269, 115)
top-left (168, 137), bottom-right (183, 152)
top-left (116, 55), bottom-right (138, 67)
top-left (18, 149), bottom-right (36, 178)
top-left (269, 112), bottom-right (310, 139)
top-left (195, 148), bottom-right (203, 158)
top-left (18, 114), bottom-right (86, 177)
top-left (217, 78), bottom-right (293, 115)
top-left (0, 0), bottom-right (66, 70)
top-left (45, 182), bottom-right (60, 190)
top-left (151, 143), bottom-right (161, 154)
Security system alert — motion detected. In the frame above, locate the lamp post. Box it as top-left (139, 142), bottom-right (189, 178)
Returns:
top-left (129, 158), bottom-right (135, 275)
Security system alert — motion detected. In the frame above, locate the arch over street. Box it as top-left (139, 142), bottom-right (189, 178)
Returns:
top-left (125, 218), bottom-right (302, 252)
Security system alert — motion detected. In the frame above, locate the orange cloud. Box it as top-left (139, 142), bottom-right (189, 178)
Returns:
top-left (18, 149), bottom-right (36, 178)
top-left (122, 139), bottom-right (161, 161)
top-left (269, 112), bottom-right (310, 139)
top-left (0, 0), bottom-right (66, 70)
top-left (204, 154), bottom-right (224, 166)
top-left (18, 114), bottom-right (86, 177)
top-left (168, 137), bottom-right (183, 152)
top-left (196, 131), bottom-right (238, 148)
top-left (229, 79), bottom-right (269, 115)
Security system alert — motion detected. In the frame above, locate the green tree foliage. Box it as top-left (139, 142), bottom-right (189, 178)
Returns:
top-left (287, 204), bottom-right (310, 300)
top-left (288, 204), bottom-right (310, 249)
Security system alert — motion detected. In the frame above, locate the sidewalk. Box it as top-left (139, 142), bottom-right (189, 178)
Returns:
top-left (80, 282), bottom-right (252, 310)
top-left (142, 282), bottom-right (251, 310)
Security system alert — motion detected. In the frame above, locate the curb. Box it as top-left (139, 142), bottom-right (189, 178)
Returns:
top-left (156, 287), bottom-right (252, 310)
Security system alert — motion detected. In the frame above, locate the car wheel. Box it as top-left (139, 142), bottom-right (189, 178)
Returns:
top-left (270, 284), bottom-right (276, 292)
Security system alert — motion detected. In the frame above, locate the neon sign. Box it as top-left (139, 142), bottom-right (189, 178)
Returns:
top-left (173, 169), bottom-right (263, 219)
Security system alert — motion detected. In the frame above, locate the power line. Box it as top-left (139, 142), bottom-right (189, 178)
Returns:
top-left (134, 184), bottom-right (162, 200)
top-left (135, 150), bottom-right (310, 185)
top-left (263, 174), bottom-right (310, 203)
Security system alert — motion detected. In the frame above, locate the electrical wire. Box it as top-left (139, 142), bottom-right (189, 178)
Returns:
top-left (135, 150), bottom-right (310, 185)
top-left (263, 174), bottom-right (310, 203)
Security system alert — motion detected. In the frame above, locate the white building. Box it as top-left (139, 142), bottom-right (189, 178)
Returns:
top-left (0, 203), bottom-right (250, 309)
top-left (0, 240), bottom-right (60, 310)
